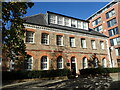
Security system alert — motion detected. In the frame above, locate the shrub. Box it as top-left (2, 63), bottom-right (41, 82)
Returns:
top-left (2, 69), bottom-right (71, 80)
top-left (80, 67), bottom-right (120, 76)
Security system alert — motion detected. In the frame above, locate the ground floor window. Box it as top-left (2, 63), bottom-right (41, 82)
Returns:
top-left (102, 58), bottom-right (107, 68)
top-left (83, 57), bottom-right (88, 69)
top-left (57, 56), bottom-right (63, 69)
top-left (41, 56), bottom-right (48, 70)
top-left (25, 55), bottom-right (33, 70)
top-left (93, 58), bottom-right (98, 68)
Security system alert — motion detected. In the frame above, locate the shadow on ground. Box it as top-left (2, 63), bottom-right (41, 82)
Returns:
top-left (108, 81), bottom-right (120, 90)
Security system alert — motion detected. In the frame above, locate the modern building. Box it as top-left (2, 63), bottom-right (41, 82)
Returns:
top-left (87, 1), bottom-right (120, 67)
top-left (19, 11), bottom-right (111, 75)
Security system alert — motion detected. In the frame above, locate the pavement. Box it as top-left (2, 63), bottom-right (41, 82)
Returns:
top-left (1, 76), bottom-right (120, 90)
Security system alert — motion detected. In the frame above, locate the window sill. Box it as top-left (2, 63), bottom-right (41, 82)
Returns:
top-left (41, 44), bottom-right (49, 46)
top-left (82, 47), bottom-right (87, 49)
top-left (92, 48), bottom-right (97, 50)
top-left (70, 46), bottom-right (76, 48)
top-left (25, 42), bottom-right (35, 45)
top-left (57, 45), bottom-right (64, 47)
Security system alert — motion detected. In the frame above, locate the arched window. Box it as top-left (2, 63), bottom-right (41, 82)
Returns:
top-left (57, 56), bottom-right (63, 69)
top-left (41, 56), bottom-right (48, 70)
top-left (102, 58), bottom-right (107, 68)
top-left (83, 57), bottom-right (88, 69)
top-left (25, 55), bottom-right (33, 70)
top-left (94, 58), bottom-right (98, 68)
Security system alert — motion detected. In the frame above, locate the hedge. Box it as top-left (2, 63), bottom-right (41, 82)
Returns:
top-left (2, 69), bottom-right (71, 80)
top-left (80, 68), bottom-right (120, 75)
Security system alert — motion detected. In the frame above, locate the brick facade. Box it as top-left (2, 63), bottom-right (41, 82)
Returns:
top-left (24, 24), bottom-right (109, 74)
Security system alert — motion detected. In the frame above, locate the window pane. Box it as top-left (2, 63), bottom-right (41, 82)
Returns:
top-left (70, 37), bottom-right (75, 47)
top-left (57, 16), bottom-right (63, 25)
top-left (26, 31), bottom-right (34, 43)
top-left (41, 33), bottom-right (49, 45)
top-left (57, 56), bottom-right (63, 69)
top-left (81, 38), bottom-right (86, 48)
top-left (107, 18), bottom-right (117, 28)
top-left (56, 35), bottom-right (63, 46)
top-left (25, 55), bottom-right (33, 70)
top-left (49, 15), bottom-right (56, 24)
top-left (41, 56), bottom-right (48, 70)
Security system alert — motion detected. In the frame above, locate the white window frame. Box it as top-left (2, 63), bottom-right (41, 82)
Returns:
top-left (81, 38), bottom-right (86, 48)
top-left (102, 58), bottom-right (107, 68)
top-left (57, 56), bottom-right (64, 69)
top-left (91, 40), bottom-right (96, 49)
top-left (100, 41), bottom-right (104, 49)
top-left (115, 48), bottom-right (120, 56)
top-left (41, 33), bottom-right (49, 45)
top-left (41, 56), bottom-right (49, 70)
top-left (71, 19), bottom-right (77, 28)
top-left (57, 16), bottom-right (63, 25)
top-left (64, 18), bottom-right (70, 26)
top-left (70, 37), bottom-right (76, 47)
top-left (26, 31), bottom-right (34, 43)
top-left (77, 21), bottom-right (83, 29)
top-left (83, 57), bottom-right (88, 69)
top-left (56, 35), bottom-right (63, 46)
top-left (49, 14), bottom-right (56, 24)
top-left (26, 56), bottom-right (33, 70)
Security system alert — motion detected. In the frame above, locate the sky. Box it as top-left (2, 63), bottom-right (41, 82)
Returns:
top-left (25, 2), bottom-right (109, 20)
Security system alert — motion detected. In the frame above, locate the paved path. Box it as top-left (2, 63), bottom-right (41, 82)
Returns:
top-left (2, 76), bottom-right (120, 90)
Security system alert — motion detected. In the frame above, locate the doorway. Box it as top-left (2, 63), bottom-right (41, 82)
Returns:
top-left (71, 57), bottom-right (76, 75)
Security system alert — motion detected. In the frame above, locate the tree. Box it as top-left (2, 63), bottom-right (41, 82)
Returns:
top-left (2, 2), bottom-right (34, 71)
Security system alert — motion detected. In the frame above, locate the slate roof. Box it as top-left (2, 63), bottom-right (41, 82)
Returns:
top-left (23, 12), bottom-right (108, 38)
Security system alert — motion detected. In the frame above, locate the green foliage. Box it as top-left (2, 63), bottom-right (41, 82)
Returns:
top-left (2, 2), bottom-right (34, 70)
top-left (80, 68), bottom-right (120, 76)
top-left (2, 69), bottom-right (71, 80)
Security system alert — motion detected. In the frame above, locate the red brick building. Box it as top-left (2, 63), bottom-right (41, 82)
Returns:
top-left (20, 11), bottom-right (110, 75)
top-left (87, 1), bottom-right (120, 67)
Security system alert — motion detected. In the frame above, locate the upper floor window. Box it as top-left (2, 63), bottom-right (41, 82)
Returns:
top-left (92, 17), bottom-right (101, 26)
top-left (108, 27), bottom-right (119, 37)
top-left (81, 38), bottom-right (86, 48)
top-left (91, 40), bottom-right (96, 49)
top-left (77, 21), bottom-right (83, 29)
top-left (57, 56), bottom-right (63, 69)
top-left (94, 25), bottom-right (103, 32)
top-left (83, 22), bottom-right (88, 30)
top-left (56, 35), bottom-right (63, 46)
top-left (106, 9), bottom-right (115, 19)
top-left (57, 16), bottom-right (63, 25)
top-left (70, 37), bottom-right (75, 47)
top-left (115, 48), bottom-right (120, 56)
top-left (71, 19), bottom-right (77, 28)
top-left (26, 31), bottom-right (34, 43)
top-left (25, 55), bottom-right (33, 70)
top-left (110, 37), bottom-right (120, 46)
top-left (107, 18), bottom-right (117, 28)
top-left (64, 18), bottom-right (70, 26)
top-left (41, 33), bottom-right (49, 45)
top-left (49, 14), bottom-right (56, 24)
top-left (41, 56), bottom-right (48, 70)
top-left (100, 41), bottom-right (104, 49)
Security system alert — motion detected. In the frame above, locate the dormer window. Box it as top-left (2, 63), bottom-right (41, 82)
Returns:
top-left (57, 16), bottom-right (63, 25)
top-left (78, 21), bottom-right (83, 29)
top-left (48, 12), bottom-right (88, 30)
top-left (71, 19), bottom-right (76, 28)
top-left (49, 14), bottom-right (56, 24)
top-left (64, 18), bottom-right (70, 26)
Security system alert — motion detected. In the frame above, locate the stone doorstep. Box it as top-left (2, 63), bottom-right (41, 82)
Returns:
top-left (2, 78), bottom-right (67, 89)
